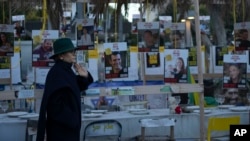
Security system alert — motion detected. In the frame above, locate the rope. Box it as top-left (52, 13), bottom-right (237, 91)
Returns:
top-left (115, 0), bottom-right (117, 42)
top-left (2, 1), bottom-right (4, 23)
top-left (146, 0), bottom-right (149, 21)
top-left (233, 0), bottom-right (236, 51)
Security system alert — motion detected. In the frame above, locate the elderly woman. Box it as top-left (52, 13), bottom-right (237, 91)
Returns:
top-left (36, 38), bottom-right (94, 141)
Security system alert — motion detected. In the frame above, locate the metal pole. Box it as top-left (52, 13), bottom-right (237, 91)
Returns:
top-left (193, 0), bottom-right (205, 141)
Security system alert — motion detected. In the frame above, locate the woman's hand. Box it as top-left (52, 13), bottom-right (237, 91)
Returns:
top-left (73, 63), bottom-right (88, 77)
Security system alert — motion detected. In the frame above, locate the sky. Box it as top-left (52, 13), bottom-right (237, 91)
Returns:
top-left (109, 3), bottom-right (141, 22)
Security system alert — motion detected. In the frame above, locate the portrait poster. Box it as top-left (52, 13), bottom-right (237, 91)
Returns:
top-left (187, 46), bottom-right (206, 74)
top-left (221, 88), bottom-right (248, 105)
top-left (223, 54), bottom-right (247, 88)
top-left (0, 46), bottom-right (21, 84)
top-left (0, 24), bottom-right (15, 56)
top-left (137, 22), bottom-right (160, 52)
top-left (234, 22), bottom-right (250, 51)
top-left (164, 49), bottom-right (188, 83)
top-left (164, 22), bottom-right (186, 49)
top-left (12, 15), bottom-right (25, 38)
top-left (76, 19), bottom-right (95, 50)
top-left (199, 16), bottom-right (210, 35)
top-left (131, 14), bottom-right (145, 34)
top-left (159, 16), bottom-right (172, 34)
top-left (32, 30), bottom-right (59, 67)
top-left (212, 46), bottom-right (235, 73)
top-left (104, 42), bottom-right (128, 79)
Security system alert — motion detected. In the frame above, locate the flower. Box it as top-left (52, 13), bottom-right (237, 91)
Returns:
top-left (175, 105), bottom-right (182, 114)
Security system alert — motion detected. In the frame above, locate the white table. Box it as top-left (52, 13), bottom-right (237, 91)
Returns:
top-left (0, 108), bottom-right (249, 141)
top-left (80, 108), bottom-right (250, 140)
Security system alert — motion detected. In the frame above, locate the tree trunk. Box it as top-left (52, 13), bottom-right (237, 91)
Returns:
top-left (209, 5), bottom-right (227, 46)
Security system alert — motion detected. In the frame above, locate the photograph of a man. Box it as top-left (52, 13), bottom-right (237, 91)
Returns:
top-left (33, 39), bottom-right (53, 61)
top-left (235, 29), bottom-right (250, 50)
top-left (142, 30), bottom-right (159, 52)
top-left (105, 51), bottom-right (128, 79)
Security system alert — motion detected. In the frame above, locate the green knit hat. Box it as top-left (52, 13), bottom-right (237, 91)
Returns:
top-left (49, 38), bottom-right (75, 59)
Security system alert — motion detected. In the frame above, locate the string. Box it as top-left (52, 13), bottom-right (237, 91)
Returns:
top-left (242, 0), bottom-right (245, 22)
top-left (173, 0), bottom-right (177, 49)
top-left (2, 1), bottom-right (4, 23)
top-left (233, 0), bottom-right (236, 51)
top-left (115, 0), bottom-right (117, 42)
top-left (83, 0), bottom-right (86, 18)
top-left (173, 0), bottom-right (177, 23)
top-left (40, 0), bottom-right (47, 37)
top-left (146, 0), bottom-right (149, 21)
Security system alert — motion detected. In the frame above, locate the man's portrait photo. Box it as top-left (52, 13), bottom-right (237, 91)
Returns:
top-left (105, 51), bottom-right (128, 79)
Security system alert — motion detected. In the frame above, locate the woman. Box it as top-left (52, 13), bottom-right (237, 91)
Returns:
top-left (80, 28), bottom-right (93, 46)
top-left (174, 57), bottom-right (186, 81)
top-left (0, 32), bottom-right (13, 52)
top-left (36, 38), bottom-right (94, 141)
top-left (228, 64), bottom-right (242, 84)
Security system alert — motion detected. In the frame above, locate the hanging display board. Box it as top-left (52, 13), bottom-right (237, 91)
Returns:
top-left (76, 19), bottom-right (95, 50)
top-left (187, 46), bottom-right (206, 74)
top-left (164, 49), bottom-right (188, 83)
top-left (137, 22), bottom-right (160, 52)
top-left (32, 30), bottom-right (59, 67)
top-left (212, 46), bottom-right (234, 73)
top-left (163, 22), bottom-right (185, 49)
top-left (223, 54), bottom-right (247, 89)
top-left (234, 22), bottom-right (250, 51)
top-left (0, 24), bottom-right (15, 57)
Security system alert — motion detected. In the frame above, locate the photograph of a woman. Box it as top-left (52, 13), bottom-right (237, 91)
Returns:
top-left (223, 63), bottom-right (246, 88)
top-left (0, 32), bottom-right (14, 56)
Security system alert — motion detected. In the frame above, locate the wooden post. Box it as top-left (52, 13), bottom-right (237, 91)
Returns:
top-left (193, 0), bottom-right (205, 141)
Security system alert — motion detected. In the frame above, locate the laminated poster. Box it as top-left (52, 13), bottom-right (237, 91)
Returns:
top-left (212, 46), bottom-right (234, 73)
top-left (223, 54), bottom-right (247, 88)
top-left (187, 46), bottom-right (206, 74)
top-left (164, 49), bottom-right (188, 83)
top-left (164, 22), bottom-right (185, 49)
top-left (234, 22), bottom-right (250, 51)
top-left (104, 42), bottom-right (129, 79)
top-left (32, 30), bottom-right (59, 67)
top-left (76, 19), bottom-right (95, 50)
top-left (0, 24), bottom-right (15, 57)
top-left (137, 22), bottom-right (160, 52)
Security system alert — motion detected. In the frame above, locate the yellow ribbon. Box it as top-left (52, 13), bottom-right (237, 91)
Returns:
top-left (40, 0), bottom-right (47, 38)
top-left (115, 0), bottom-right (117, 42)
top-left (233, 0), bottom-right (236, 51)
top-left (146, 0), bottom-right (149, 21)
top-left (83, 0), bottom-right (86, 18)
top-left (173, 0), bottom-right (177, 23)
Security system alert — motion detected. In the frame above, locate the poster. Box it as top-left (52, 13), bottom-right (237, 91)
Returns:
top-left (0, 46), bottom-right (21, 84)
top-left (0, 24), bottom-right (14, 56)
top-left (164, 49), bottom-right (188, 83)
top-left (164, 22), bottom-right (186, 49)
top-left (212, 46), bottom-right (234, 73)
top-left (199, 16), bottom-right (210, 35)
top-left (137, 22), bottom-right (160, 52)
top-left (223, 54), bottom-right (247, 88)
top-left (76, 19), bottom-right (95, 50)
top-left (32, 30), bottom-right (59, 67)
top-left (104, 42), bottom-right (128, 79)
top-left (131, 14), bottom-right (145, 34)
top-left (12, 15), bottom-right (25, 38)
top-left (187, 46), bottom-right (206, 74)
top-left (234, 22), bottom-right (250, 51)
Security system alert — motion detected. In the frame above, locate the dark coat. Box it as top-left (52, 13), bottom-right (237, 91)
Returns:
top-left (36, 60), bottom-right (93, 141)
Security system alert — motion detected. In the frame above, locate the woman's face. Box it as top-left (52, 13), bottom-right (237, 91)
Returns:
top-left (1, 34), bottom-right (6, 41)
top-left (60, 50), bottom-right (76, 63)
top-left (176, 58), bottom-right (183, 68)
top-left (229, 65), bottom-right (240, 80)
top-left (225, 88), bottom-right (239, 104)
